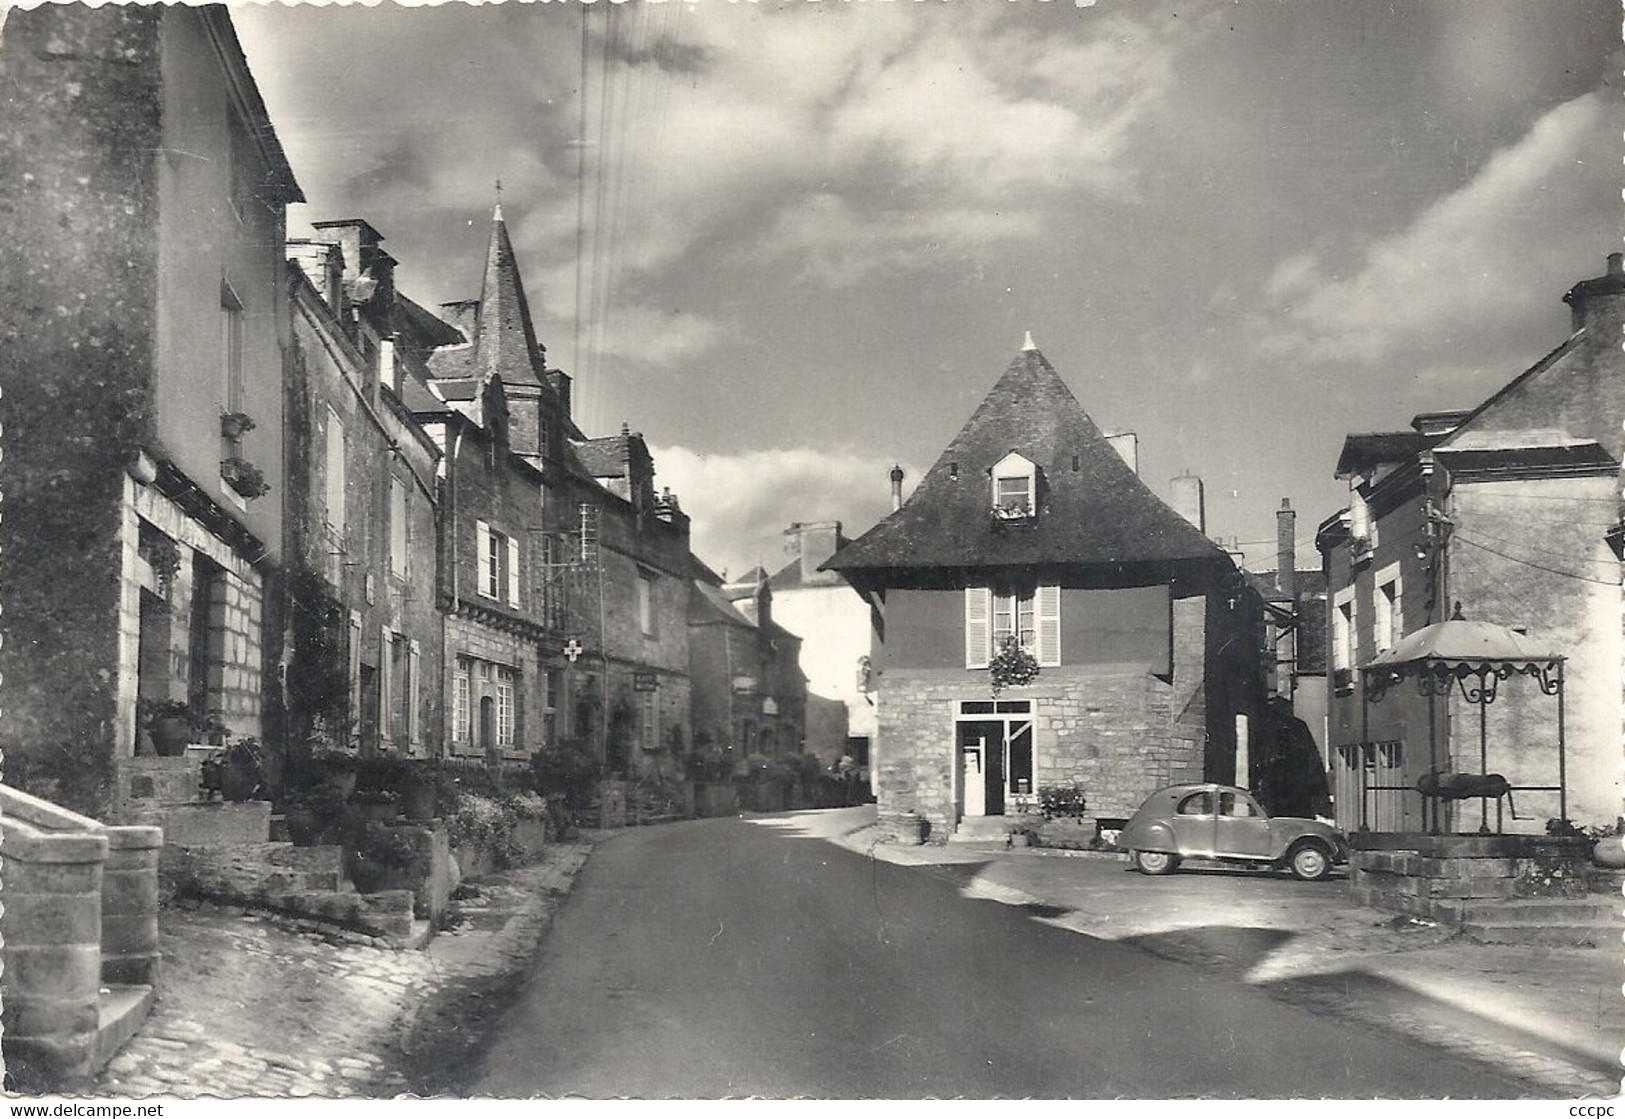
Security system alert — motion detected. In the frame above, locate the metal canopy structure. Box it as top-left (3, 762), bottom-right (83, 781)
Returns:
top-left (1360, 610), bottom-right (1566, 834)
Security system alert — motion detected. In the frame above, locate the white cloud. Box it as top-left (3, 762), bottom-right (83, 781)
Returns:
top-left (1261, 93), bottom-right (1619, 364)
top-left (649, 444), bottom-right (923, 579)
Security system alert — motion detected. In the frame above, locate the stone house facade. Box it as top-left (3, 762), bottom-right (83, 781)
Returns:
top-left (282, 222), bottom-right (444, 760)
top-left (0, 3), bottom-right (300, 814)
top-left (1318, 255), bottom-right (1625, 834)
top-left (407, 207), bottom-right (570, 764)
top-left (770, 522), bottom-right (877, 769)
top-left (564, 429), bottom-right (696, 779)
top-left (689, 567), bottom-right (808, 767)
top-left (826, 340), bottom-right (1262, 841)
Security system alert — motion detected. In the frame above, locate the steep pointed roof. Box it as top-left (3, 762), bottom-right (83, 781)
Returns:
top-left (826, 346), bottom-right (1228, 574)
top-left (473, 207), bottom-right (546, 385)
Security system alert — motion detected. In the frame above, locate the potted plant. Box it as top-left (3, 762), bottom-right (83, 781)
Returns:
top-left (346, 821), bottom-right (416, 893)
top-left (139, 699), bottom-right (196, 757)
top-left (1590, 819), bottom-right (1625, 869)
top-left (142, 534), bottom-right (182, 599)
top-left (402, 766), bottom-right (440, 821)
top-left (220, 456), bottom-right (271, 500)
top-left (215, 736), bottom-right (266, 802)
top-left (219, 411), bottom-right (257, 440)
top-left (353, 787), bottom-right (401, 823)
top-left (317, 750), bottom-right (361, 799)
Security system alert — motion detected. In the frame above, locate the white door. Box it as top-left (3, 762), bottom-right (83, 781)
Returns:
top-left (961, 745), bottom-right (986, 818)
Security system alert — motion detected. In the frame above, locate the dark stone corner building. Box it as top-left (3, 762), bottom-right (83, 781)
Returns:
top-left (826, 339), bottom-right (1264, 841)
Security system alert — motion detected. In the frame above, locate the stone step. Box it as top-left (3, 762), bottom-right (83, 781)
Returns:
top-left (951, 816), bottom-right (1016, 842)
top-left (93, 985), bottom-right (157, 1075)
top-left (162, 842), bottom-right (348, 899)
top-left (1458, 898), bottom-right (1618, 924)
top-left (209, 887), bottom-right (417, 945)
top-left (1460, 920), bottom-right (1618, 949)
top-left (131, 799), bottom-right (273, 845)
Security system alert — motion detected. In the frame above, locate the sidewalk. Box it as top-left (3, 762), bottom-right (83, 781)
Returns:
top-left (813, 807), bottom-right (1622, 1099)
top-left (88, 843), bottom-right (592, 1099)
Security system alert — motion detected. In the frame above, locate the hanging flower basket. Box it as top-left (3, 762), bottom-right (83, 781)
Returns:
top-left (988, 636), bottom-right (1040, 695)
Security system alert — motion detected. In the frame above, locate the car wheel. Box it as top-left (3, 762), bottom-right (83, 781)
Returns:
top-left (1288, 843), bottom-right (1331, 881)
top-left (1134, 849), bottom-right (1180, 876)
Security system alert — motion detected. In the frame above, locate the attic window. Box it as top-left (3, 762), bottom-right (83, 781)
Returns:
top-left (991, 451), bottom-right (1037, 520)
top-left (1071, 455), bottom-right (1080, 472)
top-left (949, 462), bottom-right (959, 480)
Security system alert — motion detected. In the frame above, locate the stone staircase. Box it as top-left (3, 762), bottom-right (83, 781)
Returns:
top-left (114, 755), bottom-right (420, 947)
top-left (0, 784), bottom-right (163, 1090)
top-left (948, 816), bottom-right (1014, 843)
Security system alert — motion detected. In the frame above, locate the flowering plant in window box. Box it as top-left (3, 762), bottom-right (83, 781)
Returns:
top-left (221, 456), bottom-right (271, 499)
top-left (991, 500), bottom-right (1032, 522)
top-left (219, 411), bottom-right (257, 440)
top-left (988, 635), bottom-right (1040, 694)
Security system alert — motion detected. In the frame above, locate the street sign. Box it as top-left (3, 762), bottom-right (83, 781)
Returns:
top-left (634, 672), bottom-right (658, 692)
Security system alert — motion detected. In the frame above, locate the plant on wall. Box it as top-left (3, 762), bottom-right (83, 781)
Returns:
top-left (221, 456), bottom-right (271, 499)
top-left (142, 532), bottom-right (182, 597)
top-left (219, 411), bottom-right (257, 440)
top-left (988, 636), bottom-right (1040, 695)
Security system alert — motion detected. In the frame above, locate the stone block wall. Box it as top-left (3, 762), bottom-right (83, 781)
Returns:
top-left (875, 664), bottom-right (1205, 841)
top-left (1349, 834), bottom-right (1595, 921)
top-left (444, 612), bottom-right (545, 761)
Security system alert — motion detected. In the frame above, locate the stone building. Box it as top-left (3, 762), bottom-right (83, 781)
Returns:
top-left (0, 3), bottom-right (300, 814)
top-left (826, 338), bottom-right (1262, 841)
top-left (689, 565), bottom-right (809, 766)
top-left (282, 221), bottom-right (446, 759)
top-left (770, 521), bottom-right (877, 770)
top-left (564, 427), bottom-right (695, 779)
top-left (407, 207), bottom-right (570, 765)
top-left (1317, 255), bottom-right (1625, 834)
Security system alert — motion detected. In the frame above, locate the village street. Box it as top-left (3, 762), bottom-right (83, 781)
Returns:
top-left (463, 809), bottom-right (1586, 1099)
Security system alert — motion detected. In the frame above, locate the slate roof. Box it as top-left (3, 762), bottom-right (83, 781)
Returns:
top-left (689, 580), bottom-right (755, 629)
top-left (574, 436), bottom-right (628, 479)
top-left (825, 345), bottom-right (1229, 574)
top-left (1334, 431), bottom-right (1436, 478)
top-left (473, 206), bottom-right (547, 386)
top-left (395, 293), bottom-right (465, 349)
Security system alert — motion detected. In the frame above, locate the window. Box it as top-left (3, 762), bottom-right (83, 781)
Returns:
top-left (452, 658), bottom-right (471, 746)
top-left (965, 585), bottom-right (1060, 668)
top-left (543, 669), bottom-right (562, 749)
top-left (641, 688), bottom-right (658, 752)
top-left (638, 570), bottom-right (656, 637)
top-left (346, 610), bottom-right (362, 745)
top-left (477, 521), bottom-right (521, 606)
top-left (385, 629), bottom-right (408, 747)
top-left (324, 407), bottom-right (346, 535)
top-left (1177, 791), bottom-right (1215, 816)
top-left (1332, 587), bottom-right (1356, 671)
top-left (1374, 562), bottom-right (1402, 652)
top-left (221, 282), bottom-right (244, 453)
top-left (1219, 791), bottom-right (1260, 818)
top-left (494, 666), bottom-right (516, 749)
top-left (389, 476), bottom-right (409, 579)
top-left (990, 451), bottom-right (1037, 518)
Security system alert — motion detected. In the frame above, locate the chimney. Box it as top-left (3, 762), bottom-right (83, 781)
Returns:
top-left (1105, 431), bottom-right (1139, 475)
top-left (786, 521), bottom-right (842, 582)
top-left (1563, 252), bottom-right (1625, 336)
top-left (378, 337), bottom-right (396, 395)
top-left (1276, 498), bottom-right (1297, 599)
top-left (889, 464), bottom-right (905, 511)
top-left (322, 243), bottom-right (346, 318)
top-left (1169, 471), bottom-right (1206, 534)
top-left (311, 219), bottom-right (394, 330)
top-left (548, 369), bottom-right (572, 427)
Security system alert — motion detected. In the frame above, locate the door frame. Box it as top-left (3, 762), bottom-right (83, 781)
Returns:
top-left (953, 700), bottom-right (1035, 822)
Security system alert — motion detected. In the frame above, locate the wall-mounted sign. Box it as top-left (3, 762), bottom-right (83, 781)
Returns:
top-left (762, 697), bottom-right (779, 716)
top-left (731, 675), bottom-right (758, 694)
top-left (633, 672), bottom-right (658, 692)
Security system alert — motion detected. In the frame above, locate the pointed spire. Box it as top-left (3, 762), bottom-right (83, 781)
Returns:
top-left (473, 201), bottom-right (545, 384)
top-left (1021, 330), bottom-right (1037, 352)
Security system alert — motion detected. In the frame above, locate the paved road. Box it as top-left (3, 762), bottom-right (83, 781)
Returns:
top-left (468, 813), bottom-right (1536, 1098)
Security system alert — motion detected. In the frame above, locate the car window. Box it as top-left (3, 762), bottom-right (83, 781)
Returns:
top-left (1176, 792), bottom-right (1214, 816)
top-left (1220, 792), bottom-right (1259, 818)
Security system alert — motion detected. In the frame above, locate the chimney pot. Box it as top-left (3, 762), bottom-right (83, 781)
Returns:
top-left (1609, 252), bottom-right (1623, 277)
top-left (889, 465), bottom-right (905, 511)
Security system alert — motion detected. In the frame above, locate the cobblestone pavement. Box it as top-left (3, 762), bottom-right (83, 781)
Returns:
top-left (92, 844), bottom-right (591, 1099)
top-left (817, 811), bottom-right (1623, 1100)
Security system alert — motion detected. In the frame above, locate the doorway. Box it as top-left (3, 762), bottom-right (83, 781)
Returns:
top-left (954, 701), bottom-right (1034, 820)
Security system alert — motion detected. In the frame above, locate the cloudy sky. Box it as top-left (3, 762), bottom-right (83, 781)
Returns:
top-left (235, 0), bottom-right (1622, 578)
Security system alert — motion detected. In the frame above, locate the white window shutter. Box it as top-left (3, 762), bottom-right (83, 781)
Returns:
top-left (1036, 584), bottom-right (1061, 667)
top-left (407, 639), bottom-right (421, 750)
top-left (379, 625), bottom-right (394, 745)
top-left (476, 520), bottom-right (493, 597)
top-left (507, 535), bottom-right (521, 607)
top-left (347, 611), bottom-right (363, 747)
top-left (965, 586), bottom-right (992, 669)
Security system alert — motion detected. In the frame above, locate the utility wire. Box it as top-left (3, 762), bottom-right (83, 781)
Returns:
top-left (1451, 532), bottom-right (1621, 587)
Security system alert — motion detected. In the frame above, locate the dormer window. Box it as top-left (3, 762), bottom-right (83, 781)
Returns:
top-left (991, 451), bottom-right (1037, 519)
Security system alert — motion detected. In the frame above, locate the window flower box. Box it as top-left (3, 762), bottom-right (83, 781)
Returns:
top-left (221, 456), bottom-right (271, 499)
top-left (220, 411), bottom-right (257, 440)
top-left (988, 635), bottom-right (1040, 694)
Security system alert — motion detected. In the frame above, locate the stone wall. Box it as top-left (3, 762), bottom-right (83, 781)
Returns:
top-left (875, 664), bottom-right (1205, 841)
top-left (443, 612), bottom-right (546, 762)
top-left (1349, 833), bottom-right (1596, 921)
